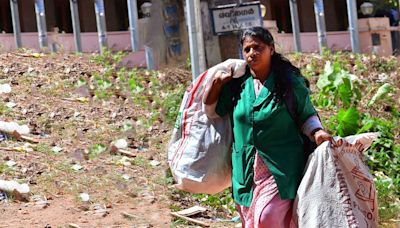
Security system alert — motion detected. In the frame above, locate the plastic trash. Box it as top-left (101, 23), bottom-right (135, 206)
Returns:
top-left (0, 121), bottom-right (30, 135)
top-left (0, 191), bottom-right (7, 201)
top-left (0, 84), bottom-right (11, 94)
top-left (0, 180), bottom-right (30, 194)
top-left (52, 146), bottom-right (63, 154)
top-left (79, 193), bottom-right (90, 202)
top-left (72, 164), bottom-right (83, 171)
top-left (113, 139), bottom-right (128, 149)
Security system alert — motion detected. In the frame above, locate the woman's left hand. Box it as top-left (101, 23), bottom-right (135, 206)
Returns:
top-left (313, 129), bottom-right (333, 146)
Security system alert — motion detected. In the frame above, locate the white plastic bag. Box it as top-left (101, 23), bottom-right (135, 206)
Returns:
top-left (293, 133), bottom-right (379, 228)
top-left (167, 59), bottom-right (246, 194)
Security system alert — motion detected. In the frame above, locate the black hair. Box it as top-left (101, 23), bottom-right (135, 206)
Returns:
top-left (240, 27), bottom-right (309, 98)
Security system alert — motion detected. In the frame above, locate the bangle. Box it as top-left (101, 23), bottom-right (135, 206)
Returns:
top-left (310, 127), bottom-right (323, 136)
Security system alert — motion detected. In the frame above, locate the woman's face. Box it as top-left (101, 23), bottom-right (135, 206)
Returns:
top-left (242, 36), bottom-right (274, 73)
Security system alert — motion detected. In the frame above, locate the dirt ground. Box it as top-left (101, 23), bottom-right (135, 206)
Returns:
top-left (0, 52), bottom-right (173, 227)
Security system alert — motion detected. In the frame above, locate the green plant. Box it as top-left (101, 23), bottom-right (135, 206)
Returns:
top-left (88, 144), bottom-right (107, 160)
top-left (374, 172), bottom-right (400, 222)
top-left (316, 61), bottom-right (361, 108)
top-left (192, 189), bottom-right (236, 216)
top-left (368, 83), bottom-right (394, 107)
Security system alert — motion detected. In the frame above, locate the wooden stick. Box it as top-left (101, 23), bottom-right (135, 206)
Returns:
top-left (110, 145), bottom-right (137, 157)
top-left (10, 131), bottom-right (39, 144)
top-left (0, 147), bottom-right (18, 152)
top-left (19, 135), bottom-right (40, 144)
top-left (170, 212), bottom-right (210, 227)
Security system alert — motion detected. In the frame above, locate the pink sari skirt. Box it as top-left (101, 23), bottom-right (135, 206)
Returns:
top-left (236, 153), bottom-right (293, 228)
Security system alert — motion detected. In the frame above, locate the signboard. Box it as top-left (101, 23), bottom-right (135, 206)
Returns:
top-left (210, 2), bottom-right (262, 35)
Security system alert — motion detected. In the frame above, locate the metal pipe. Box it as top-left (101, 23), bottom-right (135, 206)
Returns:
top-left (69, 0), bottom-right (82, 52)
top-left (313, 0), bottom-right (327, 54)
top-left (194, 0), bottom-right (206, 73)
top-left (186, 0), bottom-right (206, 79)
top-left (94, 0), bottom-right (108, 54)
top-left (34, 0), bottom-right (48, 49)
top-left (289, 0), bottom-right (302, 52)
top-left (127, 0), bottom-right (139, 52)
top-left (10, 0), bottom-right (22, 49)
top-left (346, 0), bottom-right (360, 53)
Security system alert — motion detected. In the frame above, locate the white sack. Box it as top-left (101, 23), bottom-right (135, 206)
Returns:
top-left (168, 59), bottom-right (246, 194)
top-left (293, 133), bottom-right (379, 228)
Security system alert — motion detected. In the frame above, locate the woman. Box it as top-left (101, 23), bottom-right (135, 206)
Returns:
top-left (203, 27), bottom-right (332, 227)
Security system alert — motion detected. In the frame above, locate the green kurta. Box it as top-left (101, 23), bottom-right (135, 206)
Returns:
top-left (215, 70), bottom-right (317, 207)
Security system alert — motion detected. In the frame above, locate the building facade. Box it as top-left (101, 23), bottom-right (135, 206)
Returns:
top-left (0, 0), bottom-right (398, 68)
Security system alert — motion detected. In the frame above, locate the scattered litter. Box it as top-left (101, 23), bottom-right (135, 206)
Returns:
top-left (5, 102), bottom-right (16, 108)
top-left (110, 145), bottom-right (137, 158)
top-left (0, 191), bottom-right (7, 201)
top-left (121, 211), bottom-right (135, 220)
top-left (79, 193), bottom-right (90, 202)
top-left (0, 180), bottom-right (30, 194)
top-left (121, 122), bottom-right (132, 131)
top-left (52, 146), bottom-right (63, 154)
top-left (11, 131), bottom-right (39, 144)
top-left (149, 160), bottom-right (161, 167)
top-left (171, 206), bottom-right (210, 227)
top-left (0, 121), bottom-right (30, 135)
top-left (68, 224), bottom-right (82, 228)
top-left (116, 157), bottom-right (132, 167)
top-left (5, 160), bottom-right (16, 167)
top-left (91, 203), bottom-right (108, 217)
top-left (31, 195), bottom-right (49, 208)
top-left (0, 143), bottom-right (34, 153)
top-left (231, 215), bottom-right (241, 223)
top-left (0, 84), bottom-right (11, 94)
top-left (175, 205), bottom-right (207, 216)
top-left (73, 112), bottom-right (81, 118)
top-left (170, 211), bottom-right (210, 227)
top-left (122, 174), bottom-right (130, 180)
top-left (213, 216), bottom-right (241, 223)
top-left (62, 97), bottom-right (89, 103)
top-left (0, 134), bottom-right (6, 142)
top-left (72, 164), bottom-right (83, 171)
top-left (113, 138), bottom-right (128, 149)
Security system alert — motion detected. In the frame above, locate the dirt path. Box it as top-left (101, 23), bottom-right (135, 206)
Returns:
top-left (0, 196), bottom-right (170, 227)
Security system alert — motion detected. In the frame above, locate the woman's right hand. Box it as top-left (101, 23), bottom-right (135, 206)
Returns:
top-left (204, 68), bottom-right (234, 105)
top-left (214, 68), bottom-right (234, 85)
